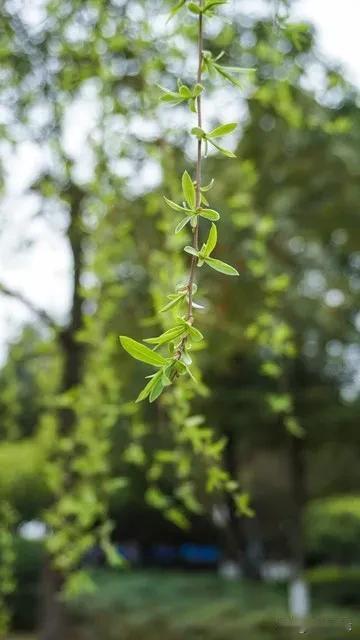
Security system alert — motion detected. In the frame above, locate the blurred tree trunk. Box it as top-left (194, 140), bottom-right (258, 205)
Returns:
top-left (288, 434), bottom-right (307, 575)
top-left (40, 559), bottom-right (69, 640)
top-left (40, 185), bottom-right (86, 640)
top-left (222, 429), bottom-right (243, 565)
top-left (221, 429), bottom-right (263, 578)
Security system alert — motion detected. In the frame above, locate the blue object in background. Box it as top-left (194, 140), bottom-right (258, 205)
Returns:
top-left (179, 544), bottom-right (220, 565)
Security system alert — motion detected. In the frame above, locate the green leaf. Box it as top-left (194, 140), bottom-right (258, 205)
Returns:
top-left (224, 65), bottom-right (254, 74)
top-left (207, 122), bottom-right (237, 138)
top-left (184, 246), bottom-right (199, 257)
top-left (161, 95), bottom-right (184, 105)
top-left (144, 325), bottom-right (186, 346)
top-left (178, 84), bottom-right (192, 98)
top-left (136, 374), bottom-right (158, 403)
top-left (162, 363), bottom-right (174, 386)
top-left (185, 364), bottom-right (197, 382)
top-left (197, 207), bottom-right (220, 221)
top-left (208, 139), bottom-right (236, 158)
top-left (182, 170), bottom-right (196, 209)
top-left (204, 223), bottom-right (217, 256)
top-left (191, 126), bottom-right (205, 138)
top-left (159, 293), bottom-right (186, 313)
top-left (193, 83), bottom-right (204, 97)
top-left (163, 196), bottom-right (192, 213)
top-left (201, 178), bottom-right (215, 192)
top-left (214, 66), bottom-right (242, 88)
top-left (149, 375), bottom-right (165, 402)
top-left (200, 193), bottom-right (209, 207)
top-left (214, 50), bottom-right (225, 62)
top-left (189, 98), bottom-right (197, 113)
top-left (187, 325), bottom-right (204, 342)
top-left (157, 85), bottom-right (184, 104)
top-left (175, 216), bottom-right (192, 234)
top-left (214, 64), bottom-right (254, 88)
top-left (188, 2), bottom-right (201, 14)
top-left (119, 336), bottom-right (167, 367)
top-left (167, 0), bottom-right (186, 21)
top-left (203, 0), bottom-right (228, 12)
top-left (181, 349), bottom-right (192, 366)
top-left (205, 257), bottom-right (239, 276)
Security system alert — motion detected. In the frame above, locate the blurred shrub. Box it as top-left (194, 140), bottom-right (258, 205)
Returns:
top-left (0, 439), bottom-right (49, 518)
top-left (307, 565), bottom-right (360, 606)
top-left (305, 495), bottom-right (360, 563)
top-left (10, 537), bottom-right (44, 631)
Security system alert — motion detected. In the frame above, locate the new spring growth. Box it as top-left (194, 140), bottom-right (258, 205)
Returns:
top-left (120, 0), bottom-right (252, 402)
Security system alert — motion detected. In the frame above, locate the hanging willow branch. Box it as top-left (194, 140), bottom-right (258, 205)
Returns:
top-left (120, 0), bottom-right (252, 401)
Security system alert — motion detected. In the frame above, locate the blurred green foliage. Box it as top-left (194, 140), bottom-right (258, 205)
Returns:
top-left (10, 539), bottom-right (44, 632)
top-left (69, 570), bottom-right (360, 640)
top-left (0, 0), bottom-right (360, 634)
top-left (307, 565), bottom-right (360, 607)
top-left (306, 496), bottom-right (360, 564)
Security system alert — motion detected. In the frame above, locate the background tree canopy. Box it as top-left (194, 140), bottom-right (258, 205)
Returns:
top-left (0, 0), bottom-right (359, 638)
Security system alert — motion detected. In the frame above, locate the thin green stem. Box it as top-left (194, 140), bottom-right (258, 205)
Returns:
top-left (187, 0), bottom-right (203, 323)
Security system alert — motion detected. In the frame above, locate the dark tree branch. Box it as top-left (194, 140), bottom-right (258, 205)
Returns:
top-left (0, 282), bottom-right (58, 330)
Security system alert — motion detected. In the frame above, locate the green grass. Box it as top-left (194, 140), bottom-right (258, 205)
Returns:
top-left (70, 570), bottom-right (360, 640)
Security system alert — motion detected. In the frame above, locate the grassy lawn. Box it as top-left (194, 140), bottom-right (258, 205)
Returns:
top-left (68, 570), bottom-right (360, 640)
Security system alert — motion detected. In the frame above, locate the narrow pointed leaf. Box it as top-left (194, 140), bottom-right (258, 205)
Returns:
top-left (185, 364), bottom-right (197, 382)
top-left (159, 293), bottom-right (186, 313)
top-left (178, 84), bottom-right (192, 98)
top-left (119, 336), bottom-right (167, 366)
top-left (208, 139), bottom-right (236, 158)
top-left (214, 50), bottom-right (225, 62)
top-left (175, 216), bottom-right (192, 234)
top-left (188, 1), bottom-right (202, 13)
top-left (164, 196), bottom-right (192, 213)
top-left (192, 300), bottom-right (206, 310)
top-left (182, 170), bottom-right (196, 209)
top-left (149, 376), bottom-right (165, 402)
top-left (222, 65), bottom-right (254, 74)
top-left (136, 371), bottom-right (162, 403)
top-left (197, 208), bottom-right (220, 221)
top-left (201, 178), bottom-right (215, 192)
top-left (207, 122), bottom-right (237, 138)
top-left (188, 325), bottom-right (204, 342)
top-left (205, 257), bottom-right (239, 276)
top-left (214, 66), bottom-right (244, 88)
top-left (204, 223), bottom-right (217, 257)
top-left (157, 85), bottom-right (184, 104)
top-left (214, 65), bottom-right (254, 88)
top-left (181, 350), bottom-right (192, 365)
top-left (191, 126), bottom-right (205, 138)
top-left (167, 0), bottom-right (186, 21)
top-left (204, 0), bottom-right (228, 9)
top-left (184, 246), bottom-right (199, 257)
top-left (162, 96), bottom-right (184, 105)
top-left (193, 83), bottom-right (204, 97)
top-left (144, 325), bottom-right (185, 346)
